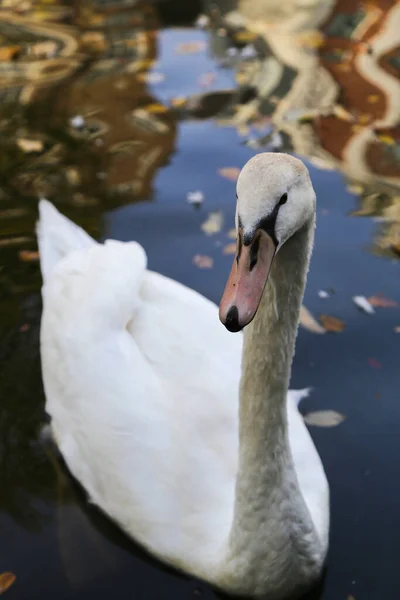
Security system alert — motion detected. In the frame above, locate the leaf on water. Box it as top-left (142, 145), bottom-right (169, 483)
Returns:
top-left (17, 138), bottom-right (44, 153)
top-left (223, 242), bottom-right (236, 255)
top-left (368, 358), bottom-right (381, 370)
top-left (19, 250), bottom-right (40, 262)
top-left (394, 326), bottom-right (400, 333)
top-left (227, 228), bottom-right (237, 239)
top-left (303, 410), bottom-right (346, 427)
top-left (218, 167), bottom-right (241, 182)
top-left (299, 306), bottom-right (326, 334)
top-left (319, 314), bottom-right (345, 332)
top-left (193, 254), bottom-right (213, 269)
top-left (170, 96), bottom-right (187, 107)
top-left (174, 41), bottom-right (207, 55)
top-left (201, 211), bottom-right (224, 235)
top-left (186, 191), bottom-right (204, 206)
top-left (318, 290), bottom-right (330, 299)
top-left (353, 295), bottom-right (375, 314)
top-left (198, 72), bottom-right (216, 87)
top-left (367, 294), bottom-right (398, 308)
top-left (0, 572), bottom-right (16, 595)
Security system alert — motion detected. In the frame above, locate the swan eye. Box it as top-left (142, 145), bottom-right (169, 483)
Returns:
top-left (279, 193), bottom-right (288, 206)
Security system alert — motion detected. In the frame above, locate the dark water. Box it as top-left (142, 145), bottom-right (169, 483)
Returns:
top-left (0, 1), bottom-right (399, 599)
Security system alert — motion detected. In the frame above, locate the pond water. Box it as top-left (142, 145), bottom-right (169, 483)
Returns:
top-left (0, 1), bottom-right (399, 599)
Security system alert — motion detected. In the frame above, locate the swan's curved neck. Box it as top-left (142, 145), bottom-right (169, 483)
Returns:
top-left (225, 216), bottom-right (322, 594)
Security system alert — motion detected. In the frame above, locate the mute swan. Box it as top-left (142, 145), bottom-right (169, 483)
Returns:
top-left (38, 152), bottom-right (329, 599)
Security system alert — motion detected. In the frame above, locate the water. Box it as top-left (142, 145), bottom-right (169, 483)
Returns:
top-left (0, 1), bottom-right (399, 599)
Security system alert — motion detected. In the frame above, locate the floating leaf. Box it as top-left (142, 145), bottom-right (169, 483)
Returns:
top-left (218, 167), bottom-right (241, 182)
top-left (198, 72), bottom-right (216, 87)
top-left (394, 326), bottom-right (400, 333)
top-left (201, 211), bottom-right (223, 235)
top-left (174, 41), bottom-right (206, 55)
top-left (303, 410), bottom-right (346, 427)
top-left (368, 358), bottom-right (381, 370)
top-left (223, 242), bottom-right (236, 255)
top-left (319, 314), bottom-right (345, 332)
top-left (299, 306), bottom-right (326, 334)
top-left (19, 250), bottom-right (40, 262)
top-left (227, 228), bottom-right (237, 239)
top-left (186, 191), bottom-right (204, 206)
top-left (0, 572), bottom-right (16, 595)
top-left (170, 96), bottom-right (187, 107)
top-left (318, 290), bottom-right (330, 299)
top-left (353, 296), bottom-right (375, 314)
top-left (193, 254), bottom-right (213, 269)
top-left (367, 295), bottom-right (398, 308)
top-left (17, 138), bottom-right (43, 153)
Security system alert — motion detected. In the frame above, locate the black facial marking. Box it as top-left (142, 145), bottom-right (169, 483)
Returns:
top-left (249, 235), bottom-right (260, 271)
top-left (239, 193), bottom-right (287, 247)
top-left (236, 231), bottom-right (243, 265)
top-left (279, 193), bottom-right (287, 206)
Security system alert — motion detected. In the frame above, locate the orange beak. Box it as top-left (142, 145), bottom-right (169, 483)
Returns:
top-left (219, 229), bottom-right (276, 332)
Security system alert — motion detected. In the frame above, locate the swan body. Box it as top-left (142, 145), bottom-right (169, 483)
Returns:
top-left (38, 153), bottom-right (329, 599)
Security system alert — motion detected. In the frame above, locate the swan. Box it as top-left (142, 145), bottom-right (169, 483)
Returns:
top-left (38, 152), bottom-right (329, 599)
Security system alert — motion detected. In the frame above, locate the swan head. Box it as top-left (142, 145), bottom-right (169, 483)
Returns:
top-left (219, 152), bottom-right (316, 332)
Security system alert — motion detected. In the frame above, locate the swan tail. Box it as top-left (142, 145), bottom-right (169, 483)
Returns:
top-left (37, 199), bottom-right (96, 283)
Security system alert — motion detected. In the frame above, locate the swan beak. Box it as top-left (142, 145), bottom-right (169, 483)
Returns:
top-left (219, 230), bottom-right (276, 332)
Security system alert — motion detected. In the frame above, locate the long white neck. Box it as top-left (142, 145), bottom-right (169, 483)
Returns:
top-left (223, 217), bottom-right (323, 596)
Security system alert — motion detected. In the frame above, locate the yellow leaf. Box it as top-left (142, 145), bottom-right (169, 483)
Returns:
top-left (145, 103), bottom-right (168, 114)
top-left (319, 314), bottom-right (345, 332)
top-left (223, 242), bottom-right (236, 255)
top-left (193, 254), bottom-right (213, 268)
top-left (0, 572), bottom-right (16, 595)
top-left (346, 184), bottom-right (364, 195)
top-left (201, 211), bottom-right (224, 235)
top-left (170, 97), bottom-right (187, 107)
top-left (174, 41), bottom-right (206, 55)
top-left (218, 167), bottom-right (241, 182)
top-left (227, 228), bottom-right (236, 239)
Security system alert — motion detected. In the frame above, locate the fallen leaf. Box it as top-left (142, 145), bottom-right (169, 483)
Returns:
top-left (299, 305), bottom-right (326, 334)
top-left (186, 191), bottom-right (204, 206)
top-left (19, 250), bottom-right (40, 262)
top-left (174, 41), bottom-right (206, 55)
top-left (346, 184), bottom-right (363, 195)
top-left (201, 211), bottom-right (224, 235)
top-left (17, 138), bottom-right (43, 153)
top-left (227, 228), bottom-right (237, 239)
top-left (303, 410), bottom-right (346, 427)
top-left (193, 254), bottom-right (213, 269)
top-left (319, 314), bottom-right (345, 332)
top-left (318, 290), bottom-right (330, 299)
top-left (367, 294), bottom-right (398, 308)
top-left (198, 72), bottom-right (216, 87)
top-left (223, 242), bottom-right (236, 255)
top-left (368, 358), bottom-right (381, 369)
top-left (353, 296), bottom-right (375, 314)
top-left (394, 326), bottom-right (400, 333)
top-left (0, 572), bottom-right (16, 595)
top-left (218, 167), bottom-right (241, 182)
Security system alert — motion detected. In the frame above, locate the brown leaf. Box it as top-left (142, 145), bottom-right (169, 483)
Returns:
top-left (193, 254), bottom-right (213, 269)
top-left (17, 138), bottom-right (44, 153)
top-left (218, 167), bottom-right (241, 182)
top-left (223, 242), bottom-right (236, 255)
top-left (19, 250), bottom-right (40, 262)
top-left (299, 306), bottom-right (326, 334)
top-left (0, 572), bottom-right (16, 595)
top-left (227, 228), bottom-right (236, 239)
top-left (174, 41), bottom-right (206, 55)
top-left (170, 96), bottom-right (187, 107)
top-left (394, 326), bottom-right (400, 333)
top-left (319, 314), bottom-right (345, 332)
top-left (303, 410), bottom-right (346, 427)
top-left (367, 294), bottom-right (398, 308)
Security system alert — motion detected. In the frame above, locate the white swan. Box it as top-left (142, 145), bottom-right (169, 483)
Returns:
top-left (38, 152), bottom-right (329, 599)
